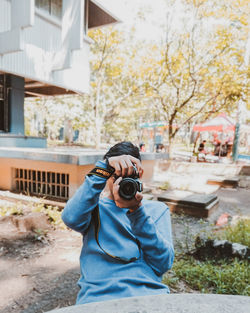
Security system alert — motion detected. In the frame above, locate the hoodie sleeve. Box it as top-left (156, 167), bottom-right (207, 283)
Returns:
top-left (127, 203), bottom-right (174, 276)
top-left (61, 160), bottom-right (109, 233)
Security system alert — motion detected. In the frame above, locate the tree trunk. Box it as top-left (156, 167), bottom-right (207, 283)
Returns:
top-left (168, 122), bottom-right (174, 159)
top-left (192, 132), bottom-right (200, 155)
top-left (95, 118), bottom-right (101, 150)
top-left (95, 78), bottom-right (102, 150)
top-left (168, 139), bottom-right (174, 159)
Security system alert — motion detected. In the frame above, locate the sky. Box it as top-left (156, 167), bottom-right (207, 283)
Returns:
top-left (95, 0), bottom-right (222, 43)
top-left (98, 0), bottom-right (158, 22)
top-left (97, 0), bottom-right (168, 41)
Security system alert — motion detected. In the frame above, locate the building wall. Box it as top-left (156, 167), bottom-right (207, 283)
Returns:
top-left (0, 0), bottom-right (10, 33)
top-left (0, 158), bottom-right (155, 200)
top-left (0, 0), bottom-right (90, 94)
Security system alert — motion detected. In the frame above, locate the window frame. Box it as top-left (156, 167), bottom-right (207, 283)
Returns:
top-left (35, 0), bottom-right (62, 26)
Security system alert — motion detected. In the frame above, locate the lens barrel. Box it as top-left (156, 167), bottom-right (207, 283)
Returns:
top-left (119, 178), bottom-right (138, 200)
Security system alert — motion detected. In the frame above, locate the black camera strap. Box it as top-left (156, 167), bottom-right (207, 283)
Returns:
top-left (87, 166), bottom-right (114, 179)
top-left (91, 205), bottom-right (141, 264)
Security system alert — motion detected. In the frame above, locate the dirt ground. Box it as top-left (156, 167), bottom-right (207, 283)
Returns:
top-left (0, 187), bottom-right (249, 313)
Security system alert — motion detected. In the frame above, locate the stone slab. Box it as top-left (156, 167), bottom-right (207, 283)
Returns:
top-left (45, 294), bottom-right (250, 313)
top-left (158, 191), bottom-right (219, 218)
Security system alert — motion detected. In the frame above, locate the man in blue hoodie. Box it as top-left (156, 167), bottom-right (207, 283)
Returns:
top-left (62, 141), bottom-right (174, 305)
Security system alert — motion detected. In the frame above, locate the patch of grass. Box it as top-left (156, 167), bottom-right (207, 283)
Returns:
top-left (163, 256), bottom-right (250, 295)
top-left (0, 200), bottom-right (66, 229)
top-left (164, 219), bottom-right (250, 295)
top-left (214, 219), bottom-right (250, 247)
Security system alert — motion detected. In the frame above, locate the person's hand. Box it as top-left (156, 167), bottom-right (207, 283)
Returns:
top-left (112, 176), bottom-right (143, 211)
top-left (107, 155), bottom-right (143, 178)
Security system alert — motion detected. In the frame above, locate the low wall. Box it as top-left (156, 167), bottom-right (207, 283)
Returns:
top-left (0, 157), bottom-right (93, 198)
top-left (0, 148), bottom-right (163, 199)
top-left (45, 294), bottom-right (250, 313)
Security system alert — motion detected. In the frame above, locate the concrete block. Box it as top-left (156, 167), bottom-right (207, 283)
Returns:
top-left (158, 191), bottom-right (219, 218)
top-left (239, 165), bottom-right (250, 176)
top-left (239, 176), bottom-right (250, 189)
top-left (207, 177), bottom-right (239, 188)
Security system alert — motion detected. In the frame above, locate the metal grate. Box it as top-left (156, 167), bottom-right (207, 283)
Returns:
top-left (13, 168), bottom-right (69, 200)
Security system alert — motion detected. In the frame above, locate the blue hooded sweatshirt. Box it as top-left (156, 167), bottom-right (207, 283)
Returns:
top-left (61, 160), bottom-right (174, 305)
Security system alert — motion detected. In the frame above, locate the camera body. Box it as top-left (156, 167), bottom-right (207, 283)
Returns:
top-left (118, 165), bottom-right (143, 200)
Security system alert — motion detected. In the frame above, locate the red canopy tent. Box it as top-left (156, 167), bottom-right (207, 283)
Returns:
top-left (193, 113), bottom-right (235, 133)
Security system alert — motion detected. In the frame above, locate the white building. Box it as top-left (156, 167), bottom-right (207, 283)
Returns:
top-left (0, 0), bottom-right (119, 147)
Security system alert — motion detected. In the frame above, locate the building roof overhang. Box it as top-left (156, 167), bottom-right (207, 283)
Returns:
top-left (24, 78), bottom-right (76, 98)
top-left (89, 0), bottom-right (121, 29)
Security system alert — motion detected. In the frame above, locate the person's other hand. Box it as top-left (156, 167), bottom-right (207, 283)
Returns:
top-left (112, 176), bottom-right (143, 211)
top-left (108, 155), bottom-right (143, 178)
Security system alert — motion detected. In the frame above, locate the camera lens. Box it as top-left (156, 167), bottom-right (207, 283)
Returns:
top-left (119, 178), bottom-right (137, 200)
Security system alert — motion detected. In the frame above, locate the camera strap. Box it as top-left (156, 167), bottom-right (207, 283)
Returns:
top-left (91, 205), bottom-right (141, 264)
top-left (87, 166), bottom-right (114, 179)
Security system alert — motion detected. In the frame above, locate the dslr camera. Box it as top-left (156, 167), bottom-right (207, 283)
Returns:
top-left (118, 165), bottom-right (143, 200)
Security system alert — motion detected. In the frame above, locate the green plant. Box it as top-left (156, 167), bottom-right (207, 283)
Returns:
top-left (163, 256), bottom-right (250, 295)
top-left (172, 214), bottom-right (199, 255)
top-left (31, 203), bottom-right (66, 229)
top-left (159, 181), bottom-right (171, 190)
top-left (214, 219), bottom-right (250, 247)
top-left (33, 228), bottom-right (49, 242)
top-left (0, 203), bottom-right (24, 216)
top-left (162, 270), bottom-right (180, 289)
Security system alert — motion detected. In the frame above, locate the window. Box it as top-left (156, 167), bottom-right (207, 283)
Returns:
top-left (84, 0), bottom-right (89, 34)
top-left (35, 0), bottom-right (62, 19)
top-left (14, 168), bottom-right (69, 200)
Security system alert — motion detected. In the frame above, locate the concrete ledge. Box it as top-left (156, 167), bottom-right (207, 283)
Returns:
top-left (0, 147), bottom-right (166, 165)
top-left (45, 294), bottom-right (250, 313)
